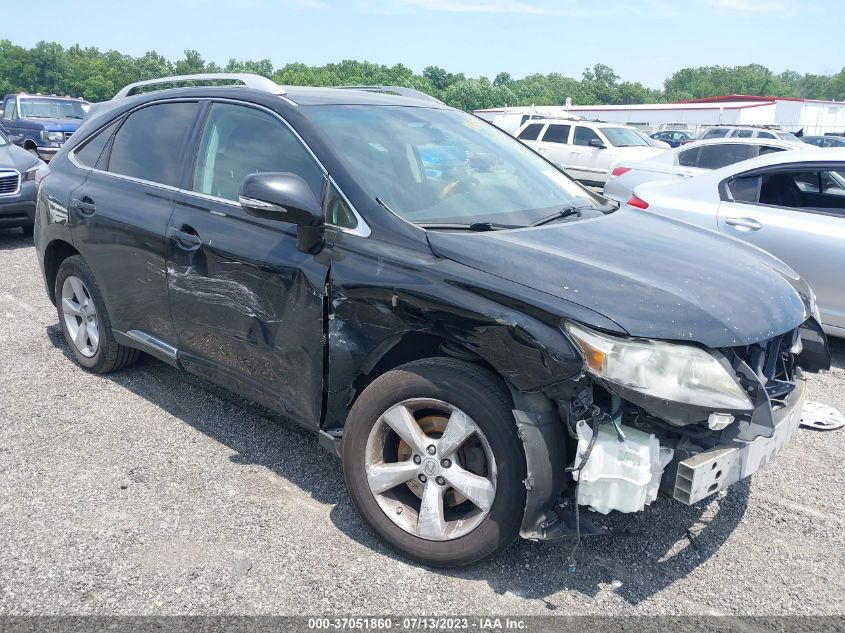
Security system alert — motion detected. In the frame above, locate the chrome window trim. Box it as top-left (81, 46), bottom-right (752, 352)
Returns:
top-left (0, 168), bottom-right (22, 197)
top-left (68, 97), bottom-right (372, 238)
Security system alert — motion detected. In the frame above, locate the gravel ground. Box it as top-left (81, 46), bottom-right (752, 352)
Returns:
top-left (1, 226), bottom-right (844, 617)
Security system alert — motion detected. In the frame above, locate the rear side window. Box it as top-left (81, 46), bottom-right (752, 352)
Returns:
top-left (677, 147), bottom-right (700, 167)
top-left (734, 129), bottom-right (753, 138)
top-left (191, 102), bottom-right (324, 203)
top-left (573, 126), bottom-right (601, 146)
top-left (727, 176), bottom-right (762, 203)
top-left (696, 144), bottom-right (752, 169)
top-left (757, 131), bottom-right (776, 139)
top-left (3, 97), bottom-right (15, 120)
top-left (517, 123), bottom-right (544, 141)
top-left (541, 124), bottom-right (570, 144)
top-left (74, 119), bottom-right (120, 168)
top-left (703, 128), bottom-right (729, 139)
top-left (107, 102), bottom-right (198, 187)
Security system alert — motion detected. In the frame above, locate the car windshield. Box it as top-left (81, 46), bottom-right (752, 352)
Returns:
top-left (18, 98), bottom-right (88, 119)
top-left (307, 105), bottom-right (601, 226)
top-left (0, 133), bottom-right (6, 147)
top-left (601, 127), bottom-right (650, 147)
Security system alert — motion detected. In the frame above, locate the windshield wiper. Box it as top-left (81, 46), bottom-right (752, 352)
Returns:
top-left (419, 221), bottom-right (522, 231)
top-left (529, 205), bottom-right (585, 227)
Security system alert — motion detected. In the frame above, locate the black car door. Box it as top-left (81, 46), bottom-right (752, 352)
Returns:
top-left (166, 100), bottom-right (329, 427)
top-left (70, 100), bottom-right (201, 350)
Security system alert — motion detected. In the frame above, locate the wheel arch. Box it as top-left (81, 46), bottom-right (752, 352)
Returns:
top-left (43, 239), bottom-right (80, 305)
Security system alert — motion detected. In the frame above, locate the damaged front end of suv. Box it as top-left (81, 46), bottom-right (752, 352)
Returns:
top-left (511, 314), bottom-right (830, 543)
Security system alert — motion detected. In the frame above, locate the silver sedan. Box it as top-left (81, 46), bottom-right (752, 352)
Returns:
top-left (603, 137), bottom-right (805, 203)
top-left (630, 148), bottom-right (845, 338)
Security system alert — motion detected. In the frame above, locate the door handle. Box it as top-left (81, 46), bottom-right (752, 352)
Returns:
top-left (167, 226), bottom-right (202, 251)
top-left (724, 217), bottom-right (762, 231)
top-left (72, 197), bottom-right (96, 217)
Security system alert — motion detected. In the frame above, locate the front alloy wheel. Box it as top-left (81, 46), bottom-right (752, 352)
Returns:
top-left (365, 398), bottom-right (497, 541)
top-left (343, 358), bottom-right (526, 567)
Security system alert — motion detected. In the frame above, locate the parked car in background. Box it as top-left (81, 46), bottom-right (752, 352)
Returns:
top-left (650, 130), bottom-right (695, 147)
top-left (699, 125), bottom-right (801, 143)
top-left (629, 148), bottom-right (845, 337)
top-left (514, 118), bottom-right (667, 186)
top-left (637, 130), bottom-right (670, 149)
top-left (0, 129), bottom-right (47, 235)
top-left (0, 94), bottom-right (89, 162)
top-left (34, 73), bottom-right (830, 568)
top-left (604, 137), bottom-right (804, 203)
top-left (802, 135), bottom-right (845, 148)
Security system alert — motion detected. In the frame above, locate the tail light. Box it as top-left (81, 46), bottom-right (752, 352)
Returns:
top-left (610, 166), bottom-right (631, 178)
top-left (626, 194), bottom-right (649, 209)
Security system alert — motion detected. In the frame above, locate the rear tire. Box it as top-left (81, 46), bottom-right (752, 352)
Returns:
top-left (55, 256), bottom-right (140, 373)
top-left (342, 358), bottom-right (526, 567)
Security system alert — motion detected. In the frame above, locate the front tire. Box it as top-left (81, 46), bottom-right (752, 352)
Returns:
top-left (342, 358), bottom-right (526, 567)
top-left (55, 256), bottom-right (140, 373)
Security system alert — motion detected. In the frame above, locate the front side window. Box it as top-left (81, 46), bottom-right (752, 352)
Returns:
top-left (601, 127), bottom-right (649, 147)
top-left (777, 132), bottom-right (801, 142)
top-left (306, 105), bottom-right (599, 227)
top-left (541, 124), bottom-right (570, 144)
top-left (18, 98), bottom-right (87, 120)
top-left (703, 128), bottom-right (729, 139)
top-left (192, 102), bottom-right (324, 203)
top-left (517, 123), bottom-right (544, 141)
top-left (734, 129), bottom-right (753, 138)
top-left (573, 126), bottom-right (601, 146)
top-left (107, 102), bottom-right (198, 187)
top-left (757, 131), bottom-right (776, 139)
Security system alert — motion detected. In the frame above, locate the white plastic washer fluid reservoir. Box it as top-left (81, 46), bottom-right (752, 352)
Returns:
top-left (573, 419), bottom-right (674, 515)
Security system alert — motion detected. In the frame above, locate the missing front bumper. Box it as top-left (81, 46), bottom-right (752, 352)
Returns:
top-left (671, 377), bottom-right (807, 505)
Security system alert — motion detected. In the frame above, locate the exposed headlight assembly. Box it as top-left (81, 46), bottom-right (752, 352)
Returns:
top-left (23, 161), bottom-right (47, 182)
top-left (40, 130), bottom-right (64, 142)
top-left (564, 321), bottom-right (753, 412)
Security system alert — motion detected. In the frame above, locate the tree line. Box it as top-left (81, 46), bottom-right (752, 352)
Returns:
top-left (1, 39), bottom-right (844, 110)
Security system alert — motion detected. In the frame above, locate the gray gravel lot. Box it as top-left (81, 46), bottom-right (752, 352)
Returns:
top-left (1, 226), bottom-right (844, 616)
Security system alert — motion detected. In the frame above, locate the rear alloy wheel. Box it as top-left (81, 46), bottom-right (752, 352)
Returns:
top-left (61, 275), bottom-right (100, 358)
top-left (55, 255), bottom-right (140, 373)
top-left (343, 358), bottom-right (526, 567)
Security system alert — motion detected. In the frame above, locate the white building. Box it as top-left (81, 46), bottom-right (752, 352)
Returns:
top-left (475, 95), bottom-right (845, 136)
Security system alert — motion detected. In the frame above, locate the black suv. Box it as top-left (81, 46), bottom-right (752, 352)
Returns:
top-left (34, 74), bottom-right (830, 567)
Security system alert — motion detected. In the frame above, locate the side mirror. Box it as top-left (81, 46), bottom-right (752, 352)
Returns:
top-left (239, 172), bottom-right (324, 253)
top-left (589, 138), bottom-right (606, 149)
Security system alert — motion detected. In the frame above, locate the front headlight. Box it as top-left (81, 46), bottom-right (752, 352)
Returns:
top-left (564, 321), bottom-right (753, 411)
top-left (23, 161), bottom-right (47, 182)
top-left (40, 131), bottom-right (64, 142)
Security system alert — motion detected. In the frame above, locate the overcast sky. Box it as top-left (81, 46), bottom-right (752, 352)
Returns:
top-left (6, 0), bottom-right (844, 88)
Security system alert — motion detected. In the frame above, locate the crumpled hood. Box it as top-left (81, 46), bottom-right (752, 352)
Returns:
top-left (427, 207), bottom-right (812, 348)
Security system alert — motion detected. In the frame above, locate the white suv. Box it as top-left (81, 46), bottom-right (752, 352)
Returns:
top-left (514, 118), bottom-right (667, 187)
top-left (699, 125), bottom-right (802, 143)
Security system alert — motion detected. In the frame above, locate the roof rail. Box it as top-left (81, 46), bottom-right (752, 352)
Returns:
top-left (338, 85), bottom-right (443, 105)
top-left (113, 73), bottom-right (286, 100)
